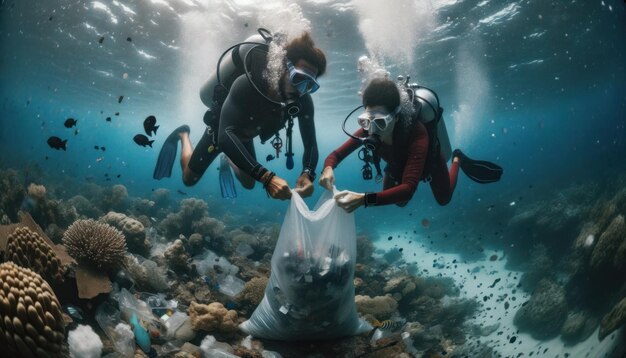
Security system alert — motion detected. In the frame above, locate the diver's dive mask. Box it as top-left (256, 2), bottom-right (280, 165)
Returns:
top-left (286, 59), bottom-right (320, 96)
top-left (357, 109), bottom-right (399, 137)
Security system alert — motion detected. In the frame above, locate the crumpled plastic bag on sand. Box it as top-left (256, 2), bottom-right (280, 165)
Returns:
top-left (240, 188), bottom-right (371, 340)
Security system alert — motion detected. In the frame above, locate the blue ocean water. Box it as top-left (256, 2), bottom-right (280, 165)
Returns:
top-left (1, 0), bottom-right (625, 356)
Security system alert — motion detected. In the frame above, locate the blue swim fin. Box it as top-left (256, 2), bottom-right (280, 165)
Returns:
top-left (219, 154), bottom-right (237, 199)
top-left (153, 125), bottom-right (189, 180)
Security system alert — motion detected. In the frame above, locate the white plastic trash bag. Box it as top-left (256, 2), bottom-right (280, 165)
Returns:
top-left (240, 188), bottom-right (372, 340)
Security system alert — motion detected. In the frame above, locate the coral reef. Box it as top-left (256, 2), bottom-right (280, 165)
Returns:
top-left (130, 198), bottom-right (157, 218)
top-left (98, 184), bottom-right (129, 212)
top-left (514, 279), bottom-right (568, 339)
top-left (188, 301), bottom-right (239, 334)
top-left (0, 262), bottom-right (66, 358)
top-left (590, 215), bottom-right (625, 272)
top-left (160, 198), bottom-right (225, 240)
top-left (101, 212), bottom-right (150, 256)
top-left (599, 296), bottom-right (626, 341)
top-left (187, 233), bottom-right (205, 256)
top-left (0, 169), bottom-right (26, 222)
top-left (27, 183), bottom-right (46, 200)
top-left (164, 239), bottom-right (190, 274)
top-left (173, 280), bottom-right (212, 306)
top-left (560, 311), bottom-right (597, 345)
top-left (6, 226), bottom-right (65, 284)
top-left (519, 244), bottom-right (554, 292)
top-left (356, 234), bottom-right (375, 264)
top-left (193, 217), bottom-right (226, 241)
top-left (237, 276), bottom-right (268, 314)
top-left (67, 195), bottom-right (102, 219)
top-left (124, 255), bottom-right (169, 292)
top-left (63, 219), bottom-right (127, 271)
top-left (354, 294), bottom-right (398, 320)
top-left (150, 188), bottom-right (171, 207)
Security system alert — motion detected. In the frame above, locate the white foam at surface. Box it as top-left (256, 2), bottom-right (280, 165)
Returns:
top-left (375, 231), bottom-right (624, 357)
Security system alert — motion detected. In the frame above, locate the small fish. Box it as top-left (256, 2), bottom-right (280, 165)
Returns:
top-left (489, 254), bottom-right (498, 261)
top-left (105, 117), bottom-right (111, 122)
top-left (94, 145), bottom-right (100, 150)
top-left (64, 118), bottom-right (78, 128)
top-left (98, 36), bottom-right (104, 44)
top-left (49, 16), bottom-right (53, 21)
top-left (127, 36), bottom-right (132, 42)
top-left (371, 319), bottom-right (404, 331)
top-left (74, 129), bottom-right (79, 135)
top-left (101, 147), bottom-right (106, 152)
top-left (47, 136), bottom-right (67, 150)
top-left (421, 218), bottom-right (430, 228)
top-left (133, 134), bottom-right (154, 147)
top-left (118, 95), bottom-right (124, 103)
top-left (266, 154), bottom-right (275, 161)
top-left (143, 115), bottom-right (159, 136)
top-left (96, 156), bottom-right (104, 162)
top-left (504, 301), bottom-right (510, 310)
top-left (116, 174), bottom-right (121, 178)
top-left (44, 156), bottom-right (49, 160)
top-left (115, 112), bottom-right (120, 116)
top-left (177, 189), bottom-right (187, 195)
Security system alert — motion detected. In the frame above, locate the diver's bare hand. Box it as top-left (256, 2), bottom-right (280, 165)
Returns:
top-left (294, 174), bottom-right (314, 198)
top-left (334, 190), bottom-right (365, 213)
top-left (318, 166), bottom-right (335, 191)
top-left (266, 175), bottom-right (292, 200)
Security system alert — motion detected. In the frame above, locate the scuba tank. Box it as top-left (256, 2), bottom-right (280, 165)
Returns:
top-left (401, 76), bottom-right (452, 162)
top-left (199, 29), bottom-right (272, 109)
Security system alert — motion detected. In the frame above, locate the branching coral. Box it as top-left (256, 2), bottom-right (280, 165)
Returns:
top-left (62, 219), bottom-right (127, 271)
top-left (98, 184), bottom-right (129, 212)
top-left (161, 198), bottom-right (223, 238)
top-left (188, 301), bottom-right (239, 334)
top-left (6, 227), bottom-right (65, 284)
top-left (27, 183), bottom-right (46, 200)
top-left (164, 239), bottom-right (190, 274)
top-left (0, 262), bottom-right (66, 358)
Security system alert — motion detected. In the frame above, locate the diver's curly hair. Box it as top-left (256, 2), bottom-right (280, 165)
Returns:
top-left (285, 32), bottom-right (327, 77)
top-left (362, 78), bottom-right (401, 113)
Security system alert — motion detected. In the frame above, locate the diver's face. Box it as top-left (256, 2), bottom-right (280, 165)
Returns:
top-left (282, 59), bottom-right (319, 99)
top-left (360, 105), bottom-right (398, 144)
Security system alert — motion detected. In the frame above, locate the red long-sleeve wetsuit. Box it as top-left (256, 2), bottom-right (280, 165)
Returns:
top-left (324, 120), bottom-right (460, 206)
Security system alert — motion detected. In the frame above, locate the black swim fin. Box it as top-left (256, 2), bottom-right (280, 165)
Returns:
top-left (453, 149), bottom-right (503, 184)
top-left (219, 154), bottom-right (237, 199)
top-left (153, 125), bottom-right (189, 180)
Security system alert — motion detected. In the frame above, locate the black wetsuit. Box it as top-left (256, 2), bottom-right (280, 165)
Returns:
top-left (188, 46), bottom-right (318, 182)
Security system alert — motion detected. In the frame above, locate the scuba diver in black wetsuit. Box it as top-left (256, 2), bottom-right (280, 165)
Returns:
top-left (153, 29), bottom-right (326, 200)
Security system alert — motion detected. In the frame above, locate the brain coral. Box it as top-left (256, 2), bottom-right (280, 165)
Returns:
top-left (62, 219), bottom-right (127, 271)
top-left (0, 262), bottom-right (66, 358)
top-left (6, 227), bottom-right (65, 284)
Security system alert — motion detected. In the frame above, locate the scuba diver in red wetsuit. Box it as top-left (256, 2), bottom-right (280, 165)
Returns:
top-left (153, 29), bottom-right (326, 201)
top-left (319, 76), bottom-right (502, 212)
